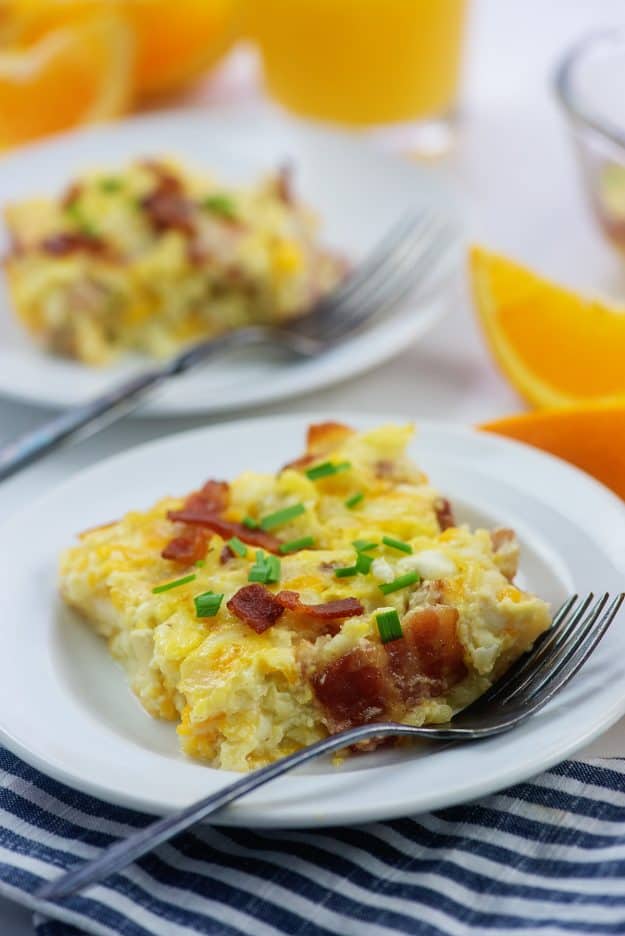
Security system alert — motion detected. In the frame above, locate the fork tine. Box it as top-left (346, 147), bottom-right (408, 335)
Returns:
top-left (521, 593), bottom-right (624, 714)
top-left (504, 593), bottom-right (610, 705)
top-left (322, 219), bottom-right (454, 341)
top-left (478, 594), bottom-right (581, 706)
top-left (335, 211), bottom-right (441, 311)
top-left (320, 210), bottom-right (431, 309)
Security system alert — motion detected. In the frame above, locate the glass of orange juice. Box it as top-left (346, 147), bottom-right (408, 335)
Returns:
top-left (242, 0), bottom-right (468, 154)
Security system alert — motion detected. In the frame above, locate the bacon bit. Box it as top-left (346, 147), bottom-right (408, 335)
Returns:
top-left (141, 188), bottom-right (195, 237)
top-left (167, 512), bottom-right (281, 553)
top-left (40, 231), bottom-right (108, 257)
top-left (387, 607), bottom-right (466, 702)
top-left (183, 480), bottom-right (230, 515)
top-left (227, 584), bottom-right (285, 634)
top-left (306, 421), bottom-right (354, 454)
top-left (220, 544), bottom-right (234, 564)
top-left (161, 528), bottom-right (208, 565)
top-left (435, 498), bottom-right (455, 531)
top-left (312, 645), bottom-right (389, 733)
top-left (276, 591), bottom-right (364, 620)
top-left (140, 160), bottom-right (184, 195)
top-left (281, 453), bottom-right (316, 473)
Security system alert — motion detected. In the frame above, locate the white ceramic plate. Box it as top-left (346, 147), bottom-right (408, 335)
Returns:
top-left (0, 108), bottom-right (460, 416)
top-left (1, 413), bottom-right (625, 828)
top-left (0, 414), bottom-right (625, 826)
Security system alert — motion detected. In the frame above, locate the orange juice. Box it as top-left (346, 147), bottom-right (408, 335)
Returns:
top-left (243, 0), bottom-right (467, 126)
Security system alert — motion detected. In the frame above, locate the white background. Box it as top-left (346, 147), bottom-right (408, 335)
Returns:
top-left (1, 1), bottom-right (624, 930)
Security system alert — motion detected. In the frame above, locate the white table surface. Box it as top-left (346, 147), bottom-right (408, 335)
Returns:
top-left (2, 1), bottom-right (624, 931)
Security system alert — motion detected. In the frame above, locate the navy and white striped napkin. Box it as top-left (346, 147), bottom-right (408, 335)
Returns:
top-left (2, 746), bottom-right (625, 936)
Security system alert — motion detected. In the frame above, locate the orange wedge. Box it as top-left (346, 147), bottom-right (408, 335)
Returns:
top-left (481, 405), bottom-right (625, 500)
top-left (470, 246), bottom-right (625, 408)
top-left (0, 14), bottom-right (133, 148)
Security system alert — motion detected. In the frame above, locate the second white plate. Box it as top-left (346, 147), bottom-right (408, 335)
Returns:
top-left (0, 413), bottom-right (624, 827)
top-left (0, 108), bottom-right (460, 416)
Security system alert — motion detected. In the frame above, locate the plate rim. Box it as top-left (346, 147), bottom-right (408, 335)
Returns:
top-left (1, 411), bottom-right (625, 826)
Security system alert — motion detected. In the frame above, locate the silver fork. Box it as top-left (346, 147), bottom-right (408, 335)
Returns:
top-left (0, 209), bottom-right (454, 483)
top-left (37, 591), bottom-right (623, 903)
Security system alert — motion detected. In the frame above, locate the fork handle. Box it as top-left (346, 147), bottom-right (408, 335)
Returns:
top-left (36, 722), bottom-right (429, 902)
top-left (0, 328), bottom-right (268, 483)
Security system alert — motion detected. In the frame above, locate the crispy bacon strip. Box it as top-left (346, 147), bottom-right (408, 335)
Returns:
top-left (276, 591), bottom-right (364, 620)
top-left (167, 512), bottom-right (280, 553)
top-left (386, 607), bottom-right (466, 702)
top-left (311, 645), bottom-right (389, 733)
top-left (40, 232), bottom-right (109, 257)
top-left (161, 528), bottom-right (208, 565)
top-left (227, 584), bottom-right (285, 634)
top-left (140, 166), bottom-right (195, 237)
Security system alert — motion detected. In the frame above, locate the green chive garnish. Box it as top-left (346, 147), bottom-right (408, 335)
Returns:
top-left (353, 539), bottom-right (377, 552)
top-left (379, 572), bottom-right (421, 595)
top-left (227, 537), bottom-right (248, 558)
top-left (306, 461), bottom-right (351, 481)
top-left (195, 559), bottom-right (205, 568)
top-left (194, 591), bottom-right (223, 617)
top-left (242, 516), bottom-right (258, 529)
top-left (335, 565), bottom-right (358, 578)
top-left (376, 609), bottom-right (404, 643)
top-left (260, 503), bottom-right (305, 530)
top-left (355, 551), bottom-right (374, 574)
top-left (201, 193), bottom-right (236, 219)
top-left (99, 177), bottom-right (123, 193)
top-left (152, 573), bottom-right (196, 594)
top-left (345, 492), bottom-right (364, 509)
top-left (248, 551), bottom-right (281, 584)
top-left (65, 201), bottom-right (98, 237)
top-left (279, 535), bottom-right (315, 554)
top-left (382, 535), bottom-right (413, 555)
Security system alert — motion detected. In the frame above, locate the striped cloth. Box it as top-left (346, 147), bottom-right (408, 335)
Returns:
top-left (1, 749), bottom-right (625, 935)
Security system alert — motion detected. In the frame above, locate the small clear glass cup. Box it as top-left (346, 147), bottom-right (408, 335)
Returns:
top-left (241, 0), bottom-right (468, 158)
top-left (556, 29), bottom-right (625, 258)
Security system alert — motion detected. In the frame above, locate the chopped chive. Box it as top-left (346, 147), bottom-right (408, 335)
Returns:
top-left (152, 573), bottom-right (196, 594)
top-left (248, 550), bottom-right (281, 584)
top-left (99, 177), bottom-right (123, 193)
top-left (266, 554), bottom-right (281, 583)
top-left (355, 551), bottom-right (374, 574)
top-left (353, 539), bottom-right (377, 552)
top-left (195, 559), bottom-right (205, 568)
top-left (64, 200), bottom-right (98, 237)
top-left (260, 503), bottom-right (305, 530)
top-left (306, 460), bottom-right (352, 481)
top-left (194, 591), bottom-right (223, 617)
top-left (227, 536), bottom-right (248, 558)
top-left (335, 565), bottom-right (358, 578)
top-left (379, 572), bottom-right (421, 595)
top-left (279, 535), bottom-right (315, 554)
top-left (376, 609), bottom-right (403, 643)
top-left (382, 535), bottom-right (413, 555)
top-left (345, 492), bottom-right (364, 509)
top-left (242, 516), bottom-right (258, 529)
top-left (201, 193), bottom-right (237, 218)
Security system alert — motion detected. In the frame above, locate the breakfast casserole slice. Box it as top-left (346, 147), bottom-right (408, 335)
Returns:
top-left (59, 422), bottom-right (551, 771)
top-left (4, 158), bottom-right (344, 364)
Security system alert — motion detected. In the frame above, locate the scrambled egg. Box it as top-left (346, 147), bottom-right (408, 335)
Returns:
top-left (4, 158), bottom-right (343, 364)
top-left (59, 423), bottom-right (551, 771)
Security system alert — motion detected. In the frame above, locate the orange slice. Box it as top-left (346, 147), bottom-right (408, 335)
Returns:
top-left (124, 0), bottom-right (237, 98)
top-left (6, 0), bottom-right (237, 99)
top-left (469, 245), bottom-right (625, 408)
top-left (0, 14), bottom-right (133, 148)
top-left (480, 405), bottom-right (625, 500)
